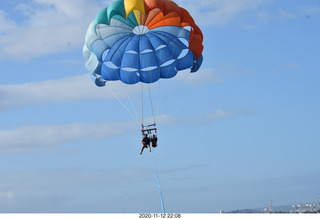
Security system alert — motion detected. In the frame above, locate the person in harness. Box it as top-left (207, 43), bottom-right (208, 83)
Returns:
top-left (140, 134), bottom-right (151, 155)
top-left (151, 134), bottom-right (158, 148)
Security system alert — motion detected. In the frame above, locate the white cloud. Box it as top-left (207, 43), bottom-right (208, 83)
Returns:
top-left (0, 0), bottom-right (103, 60)
top-left (0, 10), bottom-right (17, 34)
top-left (0, 68), bottom-right (218, 113)
top-left (176, 0), bottom-right (270, 26)
top-left (277, 8), bottom-right (296, 19)
top-left (0, 108), bottom-right (249, 154)
top-left (157, 109), bottom-right (235, 126)
top-left (176, 68), bottom-right (224, 85)
top-left (0, 120), bottom-right (136, 154)
top-left (0, 74), bottom-right (140, 112)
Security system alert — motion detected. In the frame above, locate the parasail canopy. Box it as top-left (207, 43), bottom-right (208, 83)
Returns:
top-left (83, 0), bottom-right (204, 86)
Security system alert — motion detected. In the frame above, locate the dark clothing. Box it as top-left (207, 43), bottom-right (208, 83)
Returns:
top-left (142, 137), bottom-right (150, 146)
top-left (151, 137), bottom-right (158, 147)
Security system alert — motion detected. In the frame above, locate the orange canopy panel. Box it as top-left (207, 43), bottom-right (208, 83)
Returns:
top-left (148, 16), bottom-right (182, 29)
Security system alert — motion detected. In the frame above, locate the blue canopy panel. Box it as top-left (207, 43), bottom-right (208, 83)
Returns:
top-left (124, 35), bottom-right (140, 52)
top-left (152, 31), bottom-right (187, 48)
top-left (139, 35), bottom-right (155, 51)
top-left (177, 49), bottom-right (194, 70)
top-left (150, 32), bottom-right (186, 60)
top-left (101, 61), bottom-right (120, 81)
top-left (191, 54), bottom-right (203, 73)
top-left (139, 52), bottom-right (158, 69)
top-left (120, 68), bottom-right (140, 84)
top-left (121, 51), bottom-right (139, 69)
top-left (104, 35), bottom-right (132, 66)
top-left (154, 45), bottom-right (174, 63)
top-left (160, 60), bottom-right (178, 79)
top-left (145, 33), bottom-right (166, 50)
top-left (151, 26), bottom-right (191, 42)
top-left (153, 44), bottom-right (178, 79)
top-left (140, 67), bottom-right (160, 83)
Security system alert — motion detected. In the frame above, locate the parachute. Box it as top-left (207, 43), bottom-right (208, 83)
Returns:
top-left (83, 0), bottom-right (204, 129)
top-left (83, 0), bottom-right (203, 212)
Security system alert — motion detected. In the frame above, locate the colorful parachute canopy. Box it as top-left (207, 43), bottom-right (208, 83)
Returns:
top-left (83, 0), bottom-right (204, 86)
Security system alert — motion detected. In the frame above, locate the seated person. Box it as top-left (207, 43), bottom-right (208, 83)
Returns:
top-left (140, 134), bottom-right (151, 155)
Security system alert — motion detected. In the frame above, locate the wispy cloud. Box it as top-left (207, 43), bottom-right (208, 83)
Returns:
top-left (184, 68), bottom-right (224, 85)
top-left (176, 0), bottom-right (270, 26)
top-left (0, 67), bottom-right (217, 113)
top-left (0, 0), bottom-right (103, 60)
top-left (0, 74), bottom-right (140, 113)
top-left (0, 107), bottom-right (251, 154)
top-left (157, 109), bottom-right (236, 126)
top-left (0, 120), bottom-right (136, 154)
top-left (0, 10), bottom-right (17, 33)
top-left (277, 8), bottom-right (297, 19)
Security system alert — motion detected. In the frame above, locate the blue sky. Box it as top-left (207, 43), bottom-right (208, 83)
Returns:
top-left (0, 0), bottom-right (320, 213)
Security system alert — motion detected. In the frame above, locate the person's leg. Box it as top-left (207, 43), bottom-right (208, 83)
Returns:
top-left (141, 144), bottom-right (148, 154)
top-left (140, 146), bottom-right (145, 155)
top-left (147, 145), bottom-right (151, 152)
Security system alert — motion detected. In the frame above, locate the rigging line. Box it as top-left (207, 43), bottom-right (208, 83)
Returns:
top-left (154, 79), bottom-right (161, 124)
top-left (141, 82), bottom-right (144, 125)
top-left (110, 72), bottom-right (140, 123)
top-left (120, 81), bottom-right (141, 122)
top-left (152, 149), bottom-right (165, 214)
top-left (147, 83), bottom-right (156, 124)
top-left (105, 85), bottom-right (140, 124)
